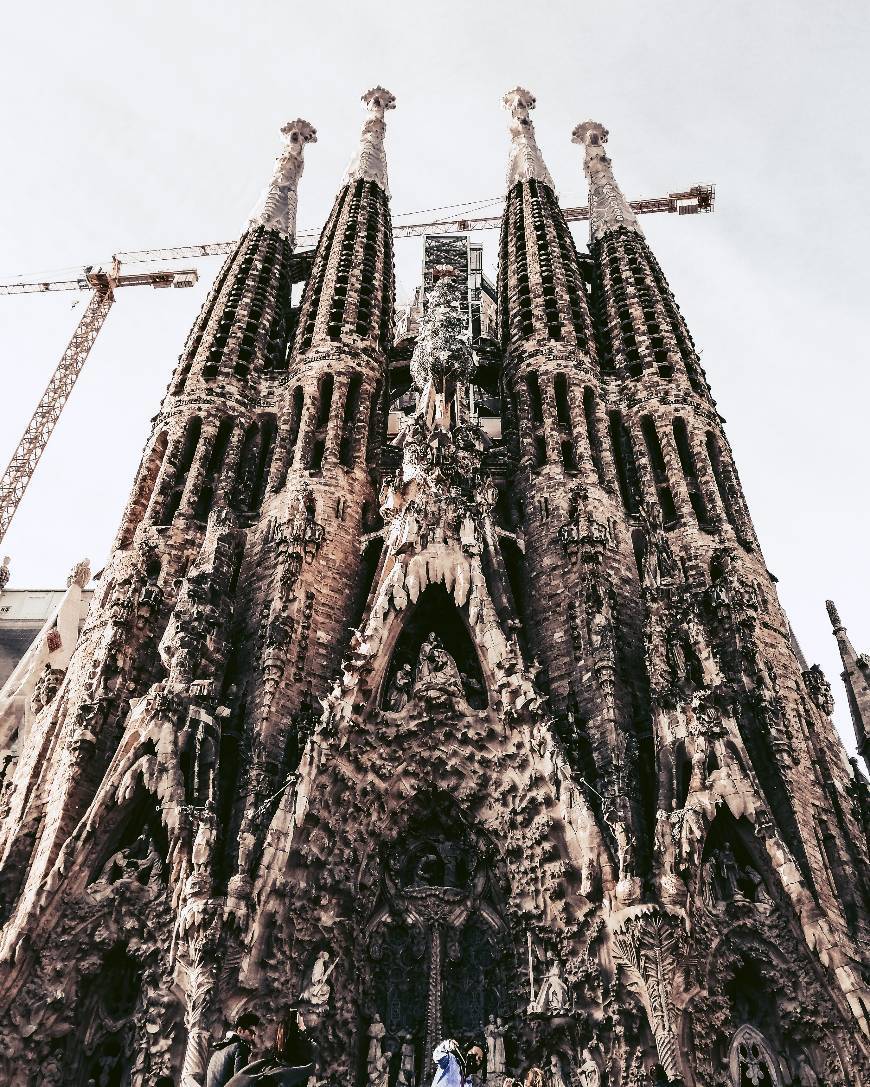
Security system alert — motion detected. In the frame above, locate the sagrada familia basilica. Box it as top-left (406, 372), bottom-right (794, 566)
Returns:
top-left (0, 86), bottom-right (868, 1087)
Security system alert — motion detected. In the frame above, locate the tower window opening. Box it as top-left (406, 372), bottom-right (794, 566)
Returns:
top-left (288, 386), bottom-right (304, 463)
top-left (120, 431), bottom-right (168, 547)
top-left (158, 416), bottom-right (202, 525)
top-left (366, 380), bottom-right (384, 461)
top-left (673, 417), bottom-right (711, 528)
top-left (232, 421), bottom-right (262, 512)
top-left (706, 430), bottom-right (743, 537)
top-left (554, 374), bottom-right (572, 430)
top-left (608, 410), bottom-right (641, 515)
top-left (583, 387), bottom-right (607, 487)
top-left (640, 415), bottom-right (677, 526)
top-left (526, 374), bottom-right (544, 426)
top-left (194, 416), bottom-right (234, 521)
top-left (339, 374), bottom-right (364, 467)
top-left (249, 414), bottom-right (277, 511)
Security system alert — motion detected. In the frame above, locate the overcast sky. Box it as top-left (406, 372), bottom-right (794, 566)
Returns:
top-left (1, 2), bottom-right (868, 755)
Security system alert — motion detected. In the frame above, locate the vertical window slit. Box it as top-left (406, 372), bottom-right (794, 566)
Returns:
top-left (608, 410), bottom-right (641, 514)
top-left (339, 374), bottom-right (363, 467)
top-left (673, 417), bottom-right (710, 527)
top-left (640, 415), bottom-right (677, 524)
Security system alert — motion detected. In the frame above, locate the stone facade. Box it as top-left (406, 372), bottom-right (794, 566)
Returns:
top-left (0, 87), bottom-right (867, 1087)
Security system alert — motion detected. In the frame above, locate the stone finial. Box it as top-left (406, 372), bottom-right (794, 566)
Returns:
top-left (502, 86), bottom-right (556, 192)
top-left (826, 599), bottom-right (843, 631)
top-left (572, 119), bottom-right (641, 242)
top-left (67, 558), bottom-right (91, 589)
top-left (249, 118), bottom-right (317, 241)
top-left (342, 87), bottom-right (396, 196)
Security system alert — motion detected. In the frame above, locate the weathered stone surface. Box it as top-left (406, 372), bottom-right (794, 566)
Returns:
top-left (0, 89), bottom-right (866, 1087)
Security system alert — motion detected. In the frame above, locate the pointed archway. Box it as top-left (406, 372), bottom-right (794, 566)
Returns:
top-left (380, 585), bottom-right (488, 710)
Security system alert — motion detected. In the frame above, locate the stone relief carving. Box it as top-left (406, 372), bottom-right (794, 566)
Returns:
top-left (300, 949), bottom-right (335, 1007)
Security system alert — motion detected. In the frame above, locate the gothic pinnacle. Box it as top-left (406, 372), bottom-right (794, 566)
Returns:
top-left (502, 86), bottom-right (556, 192)
top-left (572, 120), bottom-right (641, 242)
top-left (248, 118), bottom-right (317, 242)
top-left (342, 86), bottom-right (396, 196)
top-left (826, 599), bottom-right (870, 761)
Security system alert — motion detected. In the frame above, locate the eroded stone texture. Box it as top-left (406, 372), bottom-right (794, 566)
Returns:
top-left (0, 90), bottom-right (867, 1087)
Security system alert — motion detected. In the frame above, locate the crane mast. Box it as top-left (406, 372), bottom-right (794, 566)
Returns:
top-left (0, 182), bottom-right (714, 546)
top-left (0, 263), bottom-right (198, 545)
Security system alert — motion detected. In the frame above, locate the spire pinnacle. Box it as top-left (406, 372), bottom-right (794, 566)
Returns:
top-left (572, 120), bottom-right (641, 242)
top-left (342, 87), bottom-right (396, 196)
top-left (826, 599), bottom-right (870, 762)
top-left (502, 87), bottom-right (556, 192)
top-left (249, 118), bottom-right (317, 242)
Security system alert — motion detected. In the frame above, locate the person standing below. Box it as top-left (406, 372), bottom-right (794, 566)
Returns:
top-left (226, 1010), bottom-right (316, 1087)
top-left (206, 1012), bottom-right (262, 1087)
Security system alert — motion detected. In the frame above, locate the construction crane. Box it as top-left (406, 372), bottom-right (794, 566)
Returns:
top-left (113, 185), bottom-right (715, 263)
top-left (0, 183), bottom-right (713, 545)
top-left (0, 260), bottom-right (198, 544)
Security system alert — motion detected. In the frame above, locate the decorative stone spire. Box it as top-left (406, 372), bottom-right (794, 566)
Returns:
top-left (827, 600), bottom-right (870, 761)
top-left (502, 87), bottom-right (556, 192)
top-left (248, 118), bottom-right (317, 241)
top-left (572, 120), bottom-right (641, 242)
top-left (342, 87), bottom-right (396, 196)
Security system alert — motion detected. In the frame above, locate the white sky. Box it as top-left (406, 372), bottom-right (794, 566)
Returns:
top-left (1, 2), bottom-right (868, 755)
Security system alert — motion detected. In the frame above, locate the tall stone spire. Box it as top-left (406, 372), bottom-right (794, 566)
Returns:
top-left (502, 86), bottom-right (556, 191)
top-left (292, 88), bottom-right (396, 355)
top-left (572, 120), bottom-right (641, 242)
top-left (170, 117), bottom-right (317, 394)
top-left (497, 87), bottom-right (596, 354)
top-left (827, 600), bottom-right (870, 761)
top-left (248, 118), bottom-right (317, 241)
top-left (342, 86), bottom-right (396, 196)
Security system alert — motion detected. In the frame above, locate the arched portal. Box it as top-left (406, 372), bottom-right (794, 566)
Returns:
top-left (381, 584), bottom-right (487, 709)
top-left (362, 793), bottom-right (510, 1084)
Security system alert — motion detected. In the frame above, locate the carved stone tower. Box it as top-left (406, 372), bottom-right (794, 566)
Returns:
top-left (0, 89), bottom-right (867, 1087)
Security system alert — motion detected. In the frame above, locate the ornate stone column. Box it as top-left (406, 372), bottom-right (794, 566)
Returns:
top-left (610, 908), bottom-right (687, 1083)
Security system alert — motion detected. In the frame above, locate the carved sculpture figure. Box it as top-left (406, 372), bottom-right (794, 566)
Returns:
top-left (530, 957), bottom-right (570, 1014)
top-left (415, 634), bottom-right (463, 696)
top-left (716, 842), bottom-right (742, 900)
top-left (793, 1052), bottom-right (819, 1087)
top-left (367, 1013), bottom-right (387, 1072)
top-left (369, 1051), bottom-right (391, 1087)
top-left (299, 950), bottom-right (335, 1006)
top-left (386, 662), bottom-right (413, 711)
top-left (398, 1032), bottom-right (416, 1087)
top-left (67, 558), bottom-right (91, 588)
top-left (577, 1047), bottom-right (601, 1087)
top-left (484, 1015), bottom-right (506, 1077)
